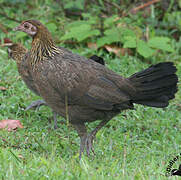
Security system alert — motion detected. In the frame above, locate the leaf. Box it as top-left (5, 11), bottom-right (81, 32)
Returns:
top-left (15, 32), bottom-right (27, 39)
top-left (104, 27), bottom-right (122, 36)
top-left (148, 37), bottom-right (174, 52)
top-left (123, 36), bottom-right (136, 48)
top-left (76, 29), bottom-right (100, 41)
top-left (64, 0), bottom-right (84, 10)
top-left (97, 35), bottom-right (119, 48)
top-left (97, 28), bottom-right (122, 47)
top-left (104, 15), bottom-right (119, 27)
top-left (66, 21), bottom-right (90, 29)
top-left (0, 120), bottom-right (23, 131)
top-left (46, 23), bottom-right (57, 33)
top-left (179, 0), bottom-right (181, 8)
top-left (82, 14), bottom-right (98, 24)
top-left (97, 27), bottom-right (136, 48)
top-left (61, 24), bottom-right (100, 42)
top-left (0, 23), bottom-right (8, 34)
top-left (0, 86), bottom-right (7, 91)
top-left (137, 40), bottom-right (155, 58)
top-left (121, 28), bottom-right (136, 38)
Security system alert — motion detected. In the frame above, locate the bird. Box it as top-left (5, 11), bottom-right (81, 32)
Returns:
top-left (2, 41), bottom-right (105, 129)
top-left (2, 41), bottom-right (58, 129)
top-left (14, 20), bottom-right (178, 159)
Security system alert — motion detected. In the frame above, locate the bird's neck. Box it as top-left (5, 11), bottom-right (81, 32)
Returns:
top-left (30, 33), bottom-right (60, 66)
top-left (13, 53), bottom-right (24, 64)
top-left (12, 48), bottom-right (27, 65)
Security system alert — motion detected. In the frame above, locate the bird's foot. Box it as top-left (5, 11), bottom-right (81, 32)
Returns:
top-left (76, 120), bottom-right (109, 160)
top-left (85, 132), bottom-right (96, 156)
top-left (79, 132), bottom-right (96, 159)
top-left (25, 100), bottom-right (46, 111)
top-left (54, 123), bottom-right (58, 129)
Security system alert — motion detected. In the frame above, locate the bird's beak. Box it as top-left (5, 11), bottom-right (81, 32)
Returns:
top-left (7, 48), bottom-right (13, 59)
top-left (13, 25), bottom-right (21, 31)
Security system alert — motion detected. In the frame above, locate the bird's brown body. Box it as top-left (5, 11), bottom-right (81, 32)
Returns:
top-left (14, 20), bottom-right (178, 158)
top-left (8, 44), bottom-right (39, 95)
top-left (31, 53), bottom-right (132, 123)
top-left (5, 42), bottom-right (105, 129)
top-left (4, 42), bottom-right (60, 128)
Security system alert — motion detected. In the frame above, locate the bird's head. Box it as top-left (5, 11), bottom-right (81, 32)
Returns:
top-left (14, 20), bottom-right (51, 39)
top-left (2, 42), bottom-right (27, 63)
top-left (14, 20), bottom-right (40, 37)
top-left (13, 20), bottom-right (59, 61)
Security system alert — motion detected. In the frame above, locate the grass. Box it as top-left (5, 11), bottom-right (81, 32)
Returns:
top-left (0, 46), bottom-right (181, 179)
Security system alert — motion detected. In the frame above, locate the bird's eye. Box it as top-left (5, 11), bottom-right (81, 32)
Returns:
top-left (31, 27), bottom-right (36, 32)
top-left (24, 24), bottom-right (29, 29)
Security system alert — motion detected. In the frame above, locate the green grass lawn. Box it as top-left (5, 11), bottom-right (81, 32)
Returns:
top-left (0, 48), bottom-right (181, 179)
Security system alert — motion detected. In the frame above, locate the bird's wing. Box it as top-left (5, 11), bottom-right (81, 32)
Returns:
top-left (80, 76), bottom-right (131, 110)
top-left (42, 52), bottom-right (131, 110)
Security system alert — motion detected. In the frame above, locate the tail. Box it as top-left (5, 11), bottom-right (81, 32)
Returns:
top-left (90, 55), bottom-right (105, 65)
top-left (128, 62), bottom-right (178, 108)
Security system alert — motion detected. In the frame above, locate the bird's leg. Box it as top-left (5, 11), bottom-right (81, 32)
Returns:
top-left (53, 112), bottom-right (58, 129)
top-left (86, 119), bottom-right (110, 156)
top-left (73, 123), bottom-right (87, 160)
top-left (73, 120), bottom-right (110, 159)
top-left (26, 101), bottom-right (59, 129)
top-left (25, 99), bottom-right (47, 111)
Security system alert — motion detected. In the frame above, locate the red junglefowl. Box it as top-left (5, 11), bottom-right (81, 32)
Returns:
top-left (14, 20), bottom-right (178, 159)
top-left (3, 42), bottom-right (105, 129)
top-left (2, 42), bottom-right (58, 129)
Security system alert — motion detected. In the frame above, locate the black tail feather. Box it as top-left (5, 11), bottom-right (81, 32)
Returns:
top-left (129, 62), bottom-right (178, 108)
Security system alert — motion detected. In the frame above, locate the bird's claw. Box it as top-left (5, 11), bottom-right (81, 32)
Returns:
top-left (54, 124), bottom-right (58, 129)
top-left (25, 100), bottom-right (46, 111)
top-left (79, 132), bottom-right (96, 159)
top-left (86, 133), bottom-right (95, 156)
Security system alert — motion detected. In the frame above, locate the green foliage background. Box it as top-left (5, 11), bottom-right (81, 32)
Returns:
top-left (0, 0), bottom-right (181, 179)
